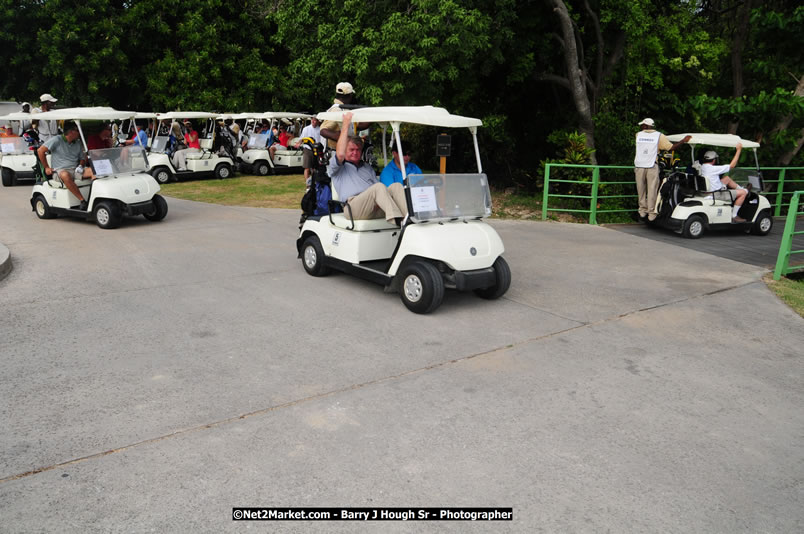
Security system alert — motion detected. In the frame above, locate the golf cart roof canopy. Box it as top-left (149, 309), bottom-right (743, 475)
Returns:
top-left (667, 133), bottom-right (760, 149)
top-left (317, 106), bottom-right (482, 129)
top-left (157, 111), bottom-right (219, 120)
top-left (32, 106), bottom-right (139, 121)
top-left (0, 112), bottom-right (36, 121)
top-left (257, 112), bottom-right (314, 121)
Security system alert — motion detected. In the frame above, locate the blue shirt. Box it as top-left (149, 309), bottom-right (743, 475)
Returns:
top-left (379, 159), bottom-right (422, 186)
top-left (134, 129), bottom-right (149, 148)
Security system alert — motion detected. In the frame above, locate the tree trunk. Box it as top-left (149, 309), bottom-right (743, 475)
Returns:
top-left (547, 0), bottom-right (597, 164)
top-left (728, 0), bottom-right (752, 134)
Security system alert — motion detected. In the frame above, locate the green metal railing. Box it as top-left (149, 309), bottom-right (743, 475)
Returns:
top-left (758, 168), bottom-right (804, 217)
top-left (773, 190), bottom-right (804, 280)
top-left (542, 164), bottom-right (804, 225)
top-left (542, 164), bottom-right (635, 224)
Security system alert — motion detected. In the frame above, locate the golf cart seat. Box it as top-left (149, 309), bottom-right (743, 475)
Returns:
top-left (272, 147), bottom-right (299, 156)
top-left (328, 178), bottom-right (398, 231)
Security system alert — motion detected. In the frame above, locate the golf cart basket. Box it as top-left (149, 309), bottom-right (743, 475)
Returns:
top-left (213, 123), bottom-right (237, 160)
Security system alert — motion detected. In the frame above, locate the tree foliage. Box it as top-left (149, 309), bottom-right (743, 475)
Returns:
top-left (1, 0), bottom-right (802, 187)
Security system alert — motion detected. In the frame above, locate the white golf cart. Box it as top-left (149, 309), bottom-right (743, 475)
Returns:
top-left (239, 112), bottom-right (312, 176)
top-left (296, 106), bottom-right (510, 314)
top-left (653, 133), bottom-right (773, 239)
top-left (1, 111), bottom-right (47, 186)
top-left (145, 111), bottom-right (236, 184)
top-left (29, 107), bottom-right (167, 229)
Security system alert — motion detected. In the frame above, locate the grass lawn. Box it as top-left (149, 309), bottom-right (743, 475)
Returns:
top-left (765, 273), bottom-right (804, 318)
top-left (159, 173), bottom-right (307, 209)
top-left (160, 174), bottom-right (557, 220)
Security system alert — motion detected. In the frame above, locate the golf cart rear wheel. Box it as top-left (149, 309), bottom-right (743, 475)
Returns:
top-left (399, 261), bottom-right (444, 314)
top-left (751, 210), bottom-right (773, 236)
top-left (153, 167), bottom-right (172, 184)
top-left (474, 256), bottom-right (512, 300)
top-left (143, 194), bottom-right (168, 222)
top-left (255, 161), bottom-right (270, 176)
top-left (2, 168), bottom-right (15, 187)
top-left (34, 195), bottom-right (56, 219)
top-left (682, 214), bottom-right (705, 239)
top-left (94, 201), bottom-right (122, 229)
top-left (214, 163), bottom-right (233, 179)
top-left (301, 236), bottom-right (330, 277)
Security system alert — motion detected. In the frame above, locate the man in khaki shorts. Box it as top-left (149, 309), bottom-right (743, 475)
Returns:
top-left (37, 121), bottom-right (95, 210)
top-left (328, 112), bottom-right (407, 225)
top-left (634, 118), bottom-right (690, 222)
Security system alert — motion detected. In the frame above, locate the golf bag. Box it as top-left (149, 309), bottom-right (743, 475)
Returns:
top-left (213, 123), bottom-right (237, 160)
top-left (300, 139), bottom-right (341, 224)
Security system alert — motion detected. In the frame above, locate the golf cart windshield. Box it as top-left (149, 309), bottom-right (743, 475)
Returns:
top-left (407, 173), bottom-right (492, 222)
top-left (150, 135), bottom-right (170, 154)
top-left (1, 136), bottom-right (29, 155)
top-left (247, 133), bottom-right (268, 148)
top-left (88, 146), bottom-right (149, 177)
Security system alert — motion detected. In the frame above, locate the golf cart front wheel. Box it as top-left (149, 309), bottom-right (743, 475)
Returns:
top-left (474, 256), bottom-right (511, 300)
top-left (143, 194), bottom-right (168, 222)
top-left (153, 167), bottom-right (172, 184)
top-left (94, 201), bottom-right (122, 229)
top-left (34, 195), bottom-right (56, 219)
top-left (301, 236), bottom-right (330, 277)
top-left (214, 163), bottom-right (233, 179)
top-left (255, 161), bottom-right (270, 176)
top-left (751, 210), bottom-right (773, 236)
top-left (399, 261), bottom-right (444, 314)
top-left (2, 168), bottom-right (15, 187)
top-left (682, 214), bottom-right (705, 239)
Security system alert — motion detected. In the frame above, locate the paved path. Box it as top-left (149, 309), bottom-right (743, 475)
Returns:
top-left (606, 216), bottom-right (804, 269)
top-left (0, 185), bottom-right (802, 532)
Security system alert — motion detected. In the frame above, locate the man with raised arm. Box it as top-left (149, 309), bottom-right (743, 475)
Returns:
top-left (328, 112), bottom-right (407, 225)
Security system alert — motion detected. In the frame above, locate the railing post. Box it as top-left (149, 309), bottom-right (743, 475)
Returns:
top-left (590, 166), bottom-right (600, 225)
top-left (542, 164), bottom-right (551, 220)
top-left (774, 168), bottom-right (786, 217)
top-left (773, 190), bottom-right (800, 280)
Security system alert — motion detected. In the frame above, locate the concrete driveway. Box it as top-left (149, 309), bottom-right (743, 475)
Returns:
top-left (0, 185), bottom-right (802, 532)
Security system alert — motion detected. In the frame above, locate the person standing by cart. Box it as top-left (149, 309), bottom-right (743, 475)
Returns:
top-left (294, 117), bottom-right (322, 185)
top-left (634, 118), bottom-right (690, 222)
top-left (35, 94), bottom-right (59, 144)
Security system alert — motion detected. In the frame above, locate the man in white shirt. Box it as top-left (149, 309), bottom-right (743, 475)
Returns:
top-left (34, 94), bottom-right (59, 143)
top-left (699, 143), bottom-right (747, 223)
top-left (634, 118), bottom-right (690, 222)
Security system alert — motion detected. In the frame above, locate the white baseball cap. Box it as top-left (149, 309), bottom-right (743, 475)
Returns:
top-left (639, 118), bottom-right (655, 127)
top-left (336, 82), bottom-right (354, 95)
top-left (40, 93), bottom-right (58, 103)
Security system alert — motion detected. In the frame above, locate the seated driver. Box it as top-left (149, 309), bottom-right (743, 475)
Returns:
top-left (37, 121), bottom-right (95, 211)
top-left (329, 112), bottom-right (408, 225)
top-left (700, 142), bottom-right (747, 222)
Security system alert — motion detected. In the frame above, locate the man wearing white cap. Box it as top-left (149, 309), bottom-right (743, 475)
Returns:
top-left (320, 82), bottom-right (367, 150)
top-left (35, 93), bottom-right (59, 143)
top-left (634, 118), bottom-right (690, 222)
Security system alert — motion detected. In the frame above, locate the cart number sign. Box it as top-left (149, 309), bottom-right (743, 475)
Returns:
top-left (436, 134), bottom-right (451, 157)
top-left (411, 186), bottom-right (438, 212)
top-left (1, 143), bottom-right (15, 153)
top-left (93, 159), bottom-right (114, 176)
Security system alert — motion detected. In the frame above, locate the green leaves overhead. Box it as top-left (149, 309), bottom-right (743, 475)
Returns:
top-left (1, 0), bottom-right (801, 183)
